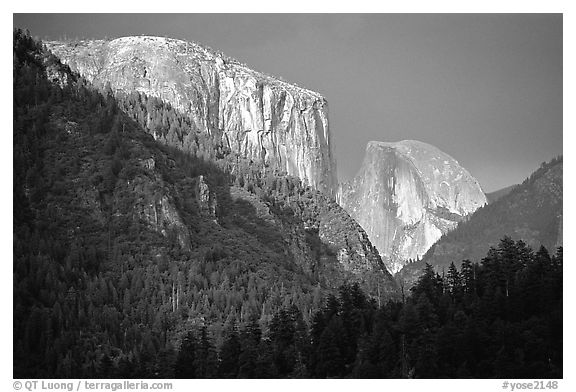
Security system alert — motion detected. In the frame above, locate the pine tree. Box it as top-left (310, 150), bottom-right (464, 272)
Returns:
top-left (315, 316), bottom-right (345, 378)
top-left (98, 354), bottom-right (113, 377)
top-left (238, 316), bottom-right (261, 378)
top-left (255, 339), bottom-right (278, 378)
top-left (461, 259), bottom-right (476, 296)
top-left (291, 306), bottom-right (311, 376)
top-left (269, 307), bottom-right (296, 376)
top-left (218, 326), bottom-right (241, 378)
top-left (411, 263), bottom-right (443, 307)
top-left (193, 326), bottom-right (218, 378)
top-left (446, 262), bottom-right (463, 301)
top-left (174, 331), bottom-right (197, 378)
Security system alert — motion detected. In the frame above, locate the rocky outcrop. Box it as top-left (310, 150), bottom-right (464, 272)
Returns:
top-left (195, 175), bottom-right (218, 222)
top-left (46, 36), bottom-right (337, 196)
top-left (129, 157), bottom-right (191, 250)
top-left (316, 198), bottom-right (399, 298)
top-left (338, 140), bottom-right (487, 274)
top-left (228, 186), bottom-right (400, 301)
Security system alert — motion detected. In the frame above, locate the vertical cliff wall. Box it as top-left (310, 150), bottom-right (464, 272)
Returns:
top-left (338, 140), bottom-right (487, 274)
top-left (398, 157), bottom-right (562, 287)
top-left (46, 36), bottom-right (337, 196)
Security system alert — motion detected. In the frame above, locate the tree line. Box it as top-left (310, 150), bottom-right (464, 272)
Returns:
top-left (166, 237), bottom-right (562, 378)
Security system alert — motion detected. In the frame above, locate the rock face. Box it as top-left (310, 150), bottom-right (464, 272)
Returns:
top-left (128, 156), bottom-right (192, 251)
top-left (309, 194), bottom-right (400, 297)
top-left (229, 187), bottom-right (400, 300)
top-left (337, 140), bottom-right (487, 274)
top-left (195, 175), bottom-right (218, 222)
top-left (46, 36), bottom-right (337, 196)
top-left (398, 156), bottom-right (562, 288)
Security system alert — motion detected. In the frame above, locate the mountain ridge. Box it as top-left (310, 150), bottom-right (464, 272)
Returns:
top-left (486, 184), bottom-right (518, 203)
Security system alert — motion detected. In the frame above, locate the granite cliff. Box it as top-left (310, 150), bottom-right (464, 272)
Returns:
top-left (338, 140), bottom-right (487, 274)
top-left (46, 36), bottom-right (337, 196)
top-left (15, 30), bottom-right (401, 377)
top-left (398, 156), bottom-right (563, 287)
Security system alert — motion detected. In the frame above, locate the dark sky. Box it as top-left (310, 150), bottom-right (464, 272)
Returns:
top-left (13, 14), bottom-right (563, 192)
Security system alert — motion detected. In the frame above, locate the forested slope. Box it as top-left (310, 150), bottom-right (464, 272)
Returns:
top-left (14, 30), bottom-right (561, 379)
top-left (13, 29), bottom-right (396, 378)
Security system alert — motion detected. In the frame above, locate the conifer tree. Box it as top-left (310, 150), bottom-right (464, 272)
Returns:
top-left (193, 326), bottom-right (218, 378)
top-left (174, 331), bottom-right (197, 378)
top-left (446, 262), bottom-right (463, 301)
top-left (218, 325), bottom-right (241, 378)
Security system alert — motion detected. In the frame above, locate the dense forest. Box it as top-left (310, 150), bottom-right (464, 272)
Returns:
top-left (13, 29), bottom-right (562, 379)
top-left (166, 237), bottom-right (562, 378)
top-left (13, 29), bottom-right (394, 378)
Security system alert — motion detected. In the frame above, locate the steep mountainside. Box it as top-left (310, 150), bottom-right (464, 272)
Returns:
top-left (398, 157), bottom-right (563, 286)
top-left (338, 140), bottom-right (486, 274)
top-left (14, 31), bottom-right (397, 377)
top-left (14, 29), bottom-right (563, 381)
top-left (486, 184), bottom-right (517, 203)
top-left (46, 36), bottom-right (337, 196)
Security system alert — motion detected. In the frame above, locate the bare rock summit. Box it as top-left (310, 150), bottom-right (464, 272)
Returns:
top-left (46, 36), bottom-right (338, 196)
top-left (337, 140), bottom-right (487, 274)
